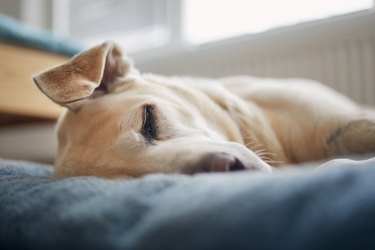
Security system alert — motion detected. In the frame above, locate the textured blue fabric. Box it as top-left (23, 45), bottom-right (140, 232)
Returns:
top-left (1, 158), bottom-right (375, 250)
top-left (0, 14), bottom-right (82, 56)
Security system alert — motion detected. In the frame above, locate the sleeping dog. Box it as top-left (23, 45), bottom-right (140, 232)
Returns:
top-left (33, 41), bottom-right (375, 178)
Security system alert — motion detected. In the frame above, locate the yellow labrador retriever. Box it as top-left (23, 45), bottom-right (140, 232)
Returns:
top-left (33, 41), bottom-right (375, 178)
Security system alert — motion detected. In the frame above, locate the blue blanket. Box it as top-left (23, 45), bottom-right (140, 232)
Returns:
top-left (1, 158), bottom-right (375, 250)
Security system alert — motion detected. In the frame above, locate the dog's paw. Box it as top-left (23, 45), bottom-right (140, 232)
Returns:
top-left (327, 118), bottom-right (375, 156)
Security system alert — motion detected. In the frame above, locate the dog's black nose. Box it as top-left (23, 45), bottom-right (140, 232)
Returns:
top-left (205, 153), bottom-right (246, 172)
top-left (230, 157), bottom-right (247, 171)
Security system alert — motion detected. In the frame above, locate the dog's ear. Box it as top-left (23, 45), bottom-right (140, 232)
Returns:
top-left (33, 41), bottom-right (133, 110)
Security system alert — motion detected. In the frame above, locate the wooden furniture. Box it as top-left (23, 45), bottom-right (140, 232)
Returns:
top-left (0, 42), bottom-right (69, 121)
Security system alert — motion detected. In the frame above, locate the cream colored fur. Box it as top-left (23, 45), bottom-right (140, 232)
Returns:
top-left (33, 42), bottom-right (375, 178)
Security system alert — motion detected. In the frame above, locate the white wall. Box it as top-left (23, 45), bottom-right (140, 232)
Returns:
top-left (0, 0), bottom-right (22, 19)
top-left (0, 0), bottom-right (52, 30)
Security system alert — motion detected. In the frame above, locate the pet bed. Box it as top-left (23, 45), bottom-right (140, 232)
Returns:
top-left (1, 158), bottom-right (375, 250)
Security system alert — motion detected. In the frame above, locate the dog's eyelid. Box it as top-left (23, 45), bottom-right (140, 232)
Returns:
top-left (118, 105), bottom-right (143, 132)
top-left (141, 104), bottom-right (158, 142)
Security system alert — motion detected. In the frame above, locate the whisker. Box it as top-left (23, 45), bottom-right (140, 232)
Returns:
top-left (254, 149), bottom-right (267, 154)
top-left (257, 152), bottom-right (277, 157)
top-left (266, 159), bottom-right (283, 164)
top-left (241, 132), bottom-right (280, 165)
top-left (266, 162), bottom-right (283, 166)
top-left (260, 157), bottom-right (272, 162)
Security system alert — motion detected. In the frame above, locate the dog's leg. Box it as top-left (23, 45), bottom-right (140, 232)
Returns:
top-left (326, 117), bottom-right (375, 157)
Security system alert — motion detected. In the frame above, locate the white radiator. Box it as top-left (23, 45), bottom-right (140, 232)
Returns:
top-left (222, 35), bottom-right (375, 105)
top-left (137, 10), bottom-right (375, 106)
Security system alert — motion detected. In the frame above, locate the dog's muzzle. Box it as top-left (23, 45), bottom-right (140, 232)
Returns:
top-left (200, 152), bottom-right (268, 172)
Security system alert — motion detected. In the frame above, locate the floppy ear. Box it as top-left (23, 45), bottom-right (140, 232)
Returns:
top-left (33, 41), bottom-right (132, 110)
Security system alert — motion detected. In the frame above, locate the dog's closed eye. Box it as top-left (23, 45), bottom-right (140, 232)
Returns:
top-left (141, 105), bottom-right (157, 141)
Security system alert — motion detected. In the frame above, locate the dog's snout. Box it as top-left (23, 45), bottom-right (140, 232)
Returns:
top-left (204, 153), bottom-right (246, 172)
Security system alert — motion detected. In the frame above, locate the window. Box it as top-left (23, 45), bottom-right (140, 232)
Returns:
top-left (53, 0), bottom-right (374, 53)
top-left (183, 0), bottom-right (374, 44)
top-left (54, 0), bottom-right (169, 53)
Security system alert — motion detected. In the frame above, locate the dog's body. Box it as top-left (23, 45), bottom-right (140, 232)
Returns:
top-left (33, 42), bottom-right (375, 178)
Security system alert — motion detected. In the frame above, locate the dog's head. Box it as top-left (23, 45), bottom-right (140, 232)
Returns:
top-left (33, 42), bottom-right (272, 178)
